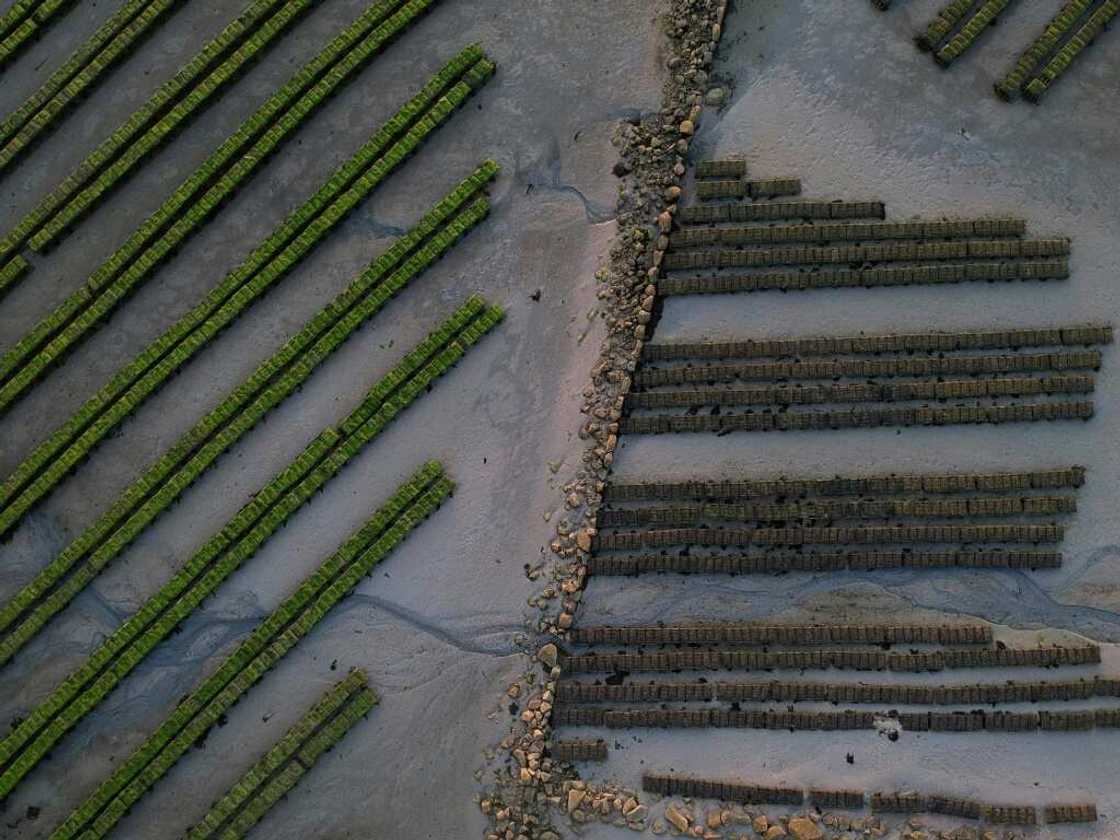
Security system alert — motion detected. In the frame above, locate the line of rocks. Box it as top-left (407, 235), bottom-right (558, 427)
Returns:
top-left (476, 0), bottom-right (732, 838)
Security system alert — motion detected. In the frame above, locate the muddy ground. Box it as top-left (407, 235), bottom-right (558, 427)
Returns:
top-left (0, 1), bottom-right (665, 837)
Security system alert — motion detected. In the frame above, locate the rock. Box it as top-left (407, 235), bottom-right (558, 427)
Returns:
top-left (765, 826), bottom-right (787, 840)
top-left (705, 87), bottom-right (725, 105)
top-left (567, 789), bottom-right (586, 813)
top-left (657, 211), bottom-right (672, 232)
top-left (612, 160), bottom-right (631, 177)
top-left (665, 805), bottom-right (690, 833)
top-left (753, 816), bottom-right (769, 834)
top-left (788, 817), bottom-right (824, 840)
top-left (576, 530), bottom-right (592, 552)
top-left (679, 119), bottom-right (694, 135)
top-left (707, 811), bottom-right (723, 829)
top-left (537, 643), bottom-right (558, 668)
top-left (557, 612), bottom-right (573, 630)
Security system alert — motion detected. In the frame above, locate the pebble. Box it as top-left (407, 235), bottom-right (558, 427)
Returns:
top-left (537, 643), bottom-right (558, 668)
top-left (665, 805), bottom-right (691, 833)
top-left (788, 817), bottom-right (824, 840)
top-left (705, 86), bottom-right (725, 105)
top-left (679, 119), bottom-right (695, 135)
top-left (567, 789), bottom-right (585, 813)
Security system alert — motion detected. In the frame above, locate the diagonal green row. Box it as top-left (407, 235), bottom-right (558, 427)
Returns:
top-left (0, 0), bottom-right (101, 68)
top-left (49, 459), bottom-right (456, 839)
top-left (0, 0), bottom-right (39, 42)
top-left (185, 669), bottom-right (376, 840)
top-left (935, 0), bottom-right (1014, 66)
top-left (0, 0), bottom-right (443, 388)
top-left (0, 161), bottom-right (497, 667)
top-left (0, 296), bottom-right (503, 798)
top-left (0, 0), bottom-right (299, 167)
top-left (1023, 0), bottom-right (1119, 102)
top-left (914, 0), bottom-right (972, 51)
top-left (0, 38), bottom-right (485, 429)
top-left (0, 0), bottom-right (185, 166)
top-left (994, 0), bottom-right (1095, 98)
top-left (33, 0), bottom-right (447, 256)
top-left (0, 0), bottom-right (308, 277)
top-left (0, 43), bottom-right (494, 536)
